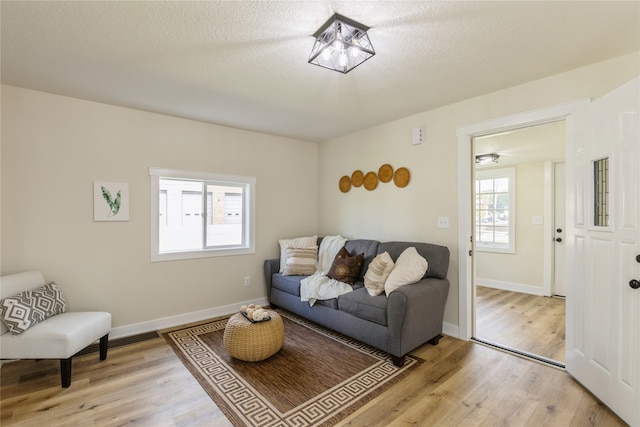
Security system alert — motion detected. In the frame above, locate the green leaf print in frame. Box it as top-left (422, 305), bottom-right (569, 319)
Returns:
top-left (93, 181), bottom-right (130, 221)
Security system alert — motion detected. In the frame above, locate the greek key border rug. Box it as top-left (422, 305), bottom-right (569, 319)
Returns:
top-left (163, 309), bottom-right (423, 427)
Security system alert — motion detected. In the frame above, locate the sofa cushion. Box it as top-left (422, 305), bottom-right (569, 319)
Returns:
top-left (0, 282), bottom-right (66, 335)
top-left (378, 241), bottom-right (449, 279)
top-left (278, 235), bottom-right (317, 273)
top-left (282, 247), bottom-right (318, 276)
top-left (271, 273), bottom-right (305, 297)
top-left (384, 247), bottom-right (428, 295)
top-left (315, 298), bottom-right (339, 310)
top-left (344, 239), bottom-right (380, 280)
top-left (338, 288), bottom-right (388, 326)
top-left (327, 246), bottom-right (364, 285)
top-left (364, 251), bottom-right (395, 296)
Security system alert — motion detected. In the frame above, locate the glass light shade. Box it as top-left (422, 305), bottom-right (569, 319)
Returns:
top-left (308, 14), bottom-right (375, 74)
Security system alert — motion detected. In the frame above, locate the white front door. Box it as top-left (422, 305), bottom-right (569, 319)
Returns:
top-left (565, 76), bottom-right (640, 426)
top-left (553, 162), bottom-right (566, 296)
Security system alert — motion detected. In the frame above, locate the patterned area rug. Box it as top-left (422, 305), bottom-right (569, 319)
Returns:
top-left (163, 309), bottom-right (423, 427)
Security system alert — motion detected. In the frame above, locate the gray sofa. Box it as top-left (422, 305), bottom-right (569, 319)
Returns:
top-left (264, 239), bottom-right (450, 366)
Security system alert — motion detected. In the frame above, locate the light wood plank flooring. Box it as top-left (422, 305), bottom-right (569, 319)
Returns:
top-left (1, 324), bottom-right (623, 426)
top-left (475, 286), bottom-right (566, 363)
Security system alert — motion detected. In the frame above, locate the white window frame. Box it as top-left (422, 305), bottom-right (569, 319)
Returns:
top-left (150, 167), bottom-right (256, 262)
top-left (475, 167), bottom-right (516, 254)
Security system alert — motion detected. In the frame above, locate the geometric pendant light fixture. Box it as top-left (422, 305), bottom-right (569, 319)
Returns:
top-left (308, 13), bottom-right (375, 74)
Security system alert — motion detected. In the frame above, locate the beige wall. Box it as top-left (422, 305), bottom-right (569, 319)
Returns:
top-left (2, 52), bottom-right (638, 336)
top-left (1, 86), bottom-right (318, 330)
top-left (475, 163), bottom-right (545, 289)
top-left (318, 52), bottom-right (640, 328)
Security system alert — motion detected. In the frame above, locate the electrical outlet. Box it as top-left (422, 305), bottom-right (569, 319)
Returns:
top-left (244, 276), bottom-right (251, 287)
top-left (437, 217), bottom-right (449, 229)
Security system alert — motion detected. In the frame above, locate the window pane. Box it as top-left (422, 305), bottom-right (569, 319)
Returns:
top-left (495, 193), bottom-right (509, 210)
top-left (494, 226), bottom-right (509, 243)
top-left (478, 226), bottom-right (494, 242)
top-left (159, 179), bottom-right (203, 252)
top-left (593, 157), bottom-right (609, 227)
top-left (495, 209), bottom-right (509, 225)
top-left (474, 167), bottom-right (515, 253)
top-left (479, 179), bottom-right (494, 193)
top-left (494, 177), bottom-right (509, 192)
top-left (479, 194), bottom-right (494, 209)
top-left (206, 184), bottom-right (243, 247)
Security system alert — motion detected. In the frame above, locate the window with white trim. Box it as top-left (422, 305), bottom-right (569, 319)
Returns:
top-left (475, 167), bottom-right (516, 253)
top-left (150, 168), bottom-right (255, 262)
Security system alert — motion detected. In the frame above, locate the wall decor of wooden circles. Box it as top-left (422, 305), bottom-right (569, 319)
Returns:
top-left (393, 167), bottom-right (411, 188)
top-left (339, 175), bottom-right (351, 193)
top-left (378, 164), bottom-right (393, 183)
top-left (339, 165), bottom-right (410, 192)
top-left (351, 170), bottom-right (364, 187)
top-left (363, 171), bottom-right (378, 190)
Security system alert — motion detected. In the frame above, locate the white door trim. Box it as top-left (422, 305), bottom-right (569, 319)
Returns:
top-left (456, 99), bottom-right (590, 340)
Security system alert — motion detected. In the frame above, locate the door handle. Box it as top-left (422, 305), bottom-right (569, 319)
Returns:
top-left (555, 238), bottom-right (562, 242)
top-left (636, 254), bottom-right (640, 263)
top-left (630, 279), bottom-right (640, 290)
top-left (557, 228), bottom-right (563, 233)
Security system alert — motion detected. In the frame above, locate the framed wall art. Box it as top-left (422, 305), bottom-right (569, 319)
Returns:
top-left (93, 181), bottom-right (130, 221)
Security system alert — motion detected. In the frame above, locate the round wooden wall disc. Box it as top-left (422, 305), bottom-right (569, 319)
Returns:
top-left (339, 176), bottom-right (351, 193)
top-left (378, 164), bottom-right (394, 183)
top-left (393, 167), bottom-right (411, 188)
top-left (363, 171), bottom-right (378, 191)
top-left (351, 170), bottom-right (364, 187)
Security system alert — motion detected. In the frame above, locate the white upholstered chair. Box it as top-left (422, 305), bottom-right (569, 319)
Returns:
top-left (0, 271), bottom-right (112, 388)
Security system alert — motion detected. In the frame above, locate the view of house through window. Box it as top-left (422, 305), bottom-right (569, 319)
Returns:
top-left (159, 179), bottom-right (244, 252)
top-left (475, 167), bottom-right (516, 253)
top-left (150, 168), bottom-right (255, 262)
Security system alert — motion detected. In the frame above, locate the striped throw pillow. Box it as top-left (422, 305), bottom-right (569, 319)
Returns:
top-left (364, 251), bottom-right (395, 296)
top-left (282, 247), bottom-right (318, 276)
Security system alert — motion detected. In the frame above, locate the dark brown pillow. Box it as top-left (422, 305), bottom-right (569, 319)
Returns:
top-left (327, 246), bottom-right (364, 285)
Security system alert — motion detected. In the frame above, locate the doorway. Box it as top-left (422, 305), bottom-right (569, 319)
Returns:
top-left (472, 122), bottom-right (566, 365)
top-left (455, 99), bottom-right (589, 353)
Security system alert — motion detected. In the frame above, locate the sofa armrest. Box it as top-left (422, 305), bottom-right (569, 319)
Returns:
top-left (386, 278), bottom-right (450, 357)
top-left (263, 259), bottom-right (280, 291)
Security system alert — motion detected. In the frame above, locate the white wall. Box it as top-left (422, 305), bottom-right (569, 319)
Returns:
top-left (1, 86), bottom-right (318, 334)
top-left (317, 52), bottom-right (640, 328)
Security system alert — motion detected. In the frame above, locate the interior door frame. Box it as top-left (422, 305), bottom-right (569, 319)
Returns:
top-left (456, 99), bottom-right (590, 340)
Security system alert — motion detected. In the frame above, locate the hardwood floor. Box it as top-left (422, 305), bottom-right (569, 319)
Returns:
top-left (475, 286), bottom-right (566, 363)
top-left (1, 324), bottom-right (624, 426)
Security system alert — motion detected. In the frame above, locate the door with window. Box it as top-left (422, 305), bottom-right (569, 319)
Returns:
top-left (565, 77), bottom-right (640, 426)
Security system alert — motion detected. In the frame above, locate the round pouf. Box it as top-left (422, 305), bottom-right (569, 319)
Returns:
top-left (223, 310), bottom-right (284, 362)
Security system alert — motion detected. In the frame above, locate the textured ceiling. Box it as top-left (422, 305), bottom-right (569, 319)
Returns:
top-left (2, 1), bottom-right (639, 142)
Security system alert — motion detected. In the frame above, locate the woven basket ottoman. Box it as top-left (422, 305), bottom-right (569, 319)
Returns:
top-left (223, 310), bottom-right (284, 362)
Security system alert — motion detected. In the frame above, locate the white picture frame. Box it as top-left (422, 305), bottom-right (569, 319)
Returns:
top-left (94, 181), bottom-right (130, 221)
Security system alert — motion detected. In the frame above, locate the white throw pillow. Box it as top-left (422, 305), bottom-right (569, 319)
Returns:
top-left (278, 235), bottom-right (317, 273)
top-left (364, 252), bottom-right (395, 296)
top-left (384, 247), bottom-right (428, 296)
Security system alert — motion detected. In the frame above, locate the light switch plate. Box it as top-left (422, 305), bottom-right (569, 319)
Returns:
top-left (532, 216), bottom-right (543, 225)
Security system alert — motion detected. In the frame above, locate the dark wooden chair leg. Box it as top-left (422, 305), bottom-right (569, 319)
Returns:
top-left (99, 334), bottom-right (109, 361)
top-left (428, 334), bottom-right (443, 345)
top-left (60, 358), bottom-right (72, 388)
top-left (391, 354), bottom-right (406, 367)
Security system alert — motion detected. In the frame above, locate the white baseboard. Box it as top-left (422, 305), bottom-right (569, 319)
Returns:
top-left (109, 297), bottom-right (269, 340)
top-left (475, 278), bottom-right (545, 296)
top-left (110, 299), bottom-right (463, 348)
top-left (442, 321), bottom-right (459, 339)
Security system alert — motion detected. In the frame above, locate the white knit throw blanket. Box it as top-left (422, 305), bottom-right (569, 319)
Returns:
top-left (300, 235), bottom-right (352, 306)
